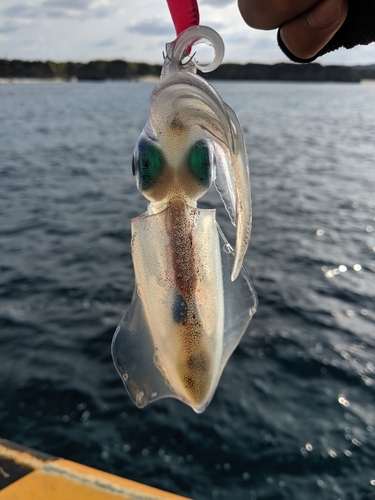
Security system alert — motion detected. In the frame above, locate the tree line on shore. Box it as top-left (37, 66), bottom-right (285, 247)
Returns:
top-left (0, 59), bottom-right (161, 81)
top-left (1, 58), bottom-right (374, 82)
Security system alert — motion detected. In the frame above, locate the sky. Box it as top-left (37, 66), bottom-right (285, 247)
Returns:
top-left (1, 0), bottom-right (374, 66)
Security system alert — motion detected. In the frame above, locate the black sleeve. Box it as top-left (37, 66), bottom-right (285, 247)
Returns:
top-left (277, 0), bottom-right (375, 63)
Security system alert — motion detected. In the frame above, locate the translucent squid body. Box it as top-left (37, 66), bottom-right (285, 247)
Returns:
top-left (112, 26), bottom-right (257, 413)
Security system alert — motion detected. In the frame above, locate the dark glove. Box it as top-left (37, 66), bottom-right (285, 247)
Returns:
top-left (278, 0), bottom-right (375, 63)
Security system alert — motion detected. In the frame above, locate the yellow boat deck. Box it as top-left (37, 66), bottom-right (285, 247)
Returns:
top-left (0, 438), bottom-right (191, 500)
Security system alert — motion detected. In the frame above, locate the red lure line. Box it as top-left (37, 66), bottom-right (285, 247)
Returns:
top-left (165, 0), bottom-right (200, 35)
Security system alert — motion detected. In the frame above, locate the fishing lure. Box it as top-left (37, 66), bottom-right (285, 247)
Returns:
top-left (112, 26), bottom-right (257, 413)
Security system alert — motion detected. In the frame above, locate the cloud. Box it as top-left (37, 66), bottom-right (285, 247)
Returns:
top-left (223, 31), bottom-right (251, 45)
top-left (251, 35), bottom-right (276, 50)
top-left (44, 0), bottom-right (121, 19)
top-left (0, 19), bottom-right (30, 33)
top-left (0, 25), bottom-right (12, 34)
top-left (127, 18), bottom-right (174, 37)
top-left (43, 0), bottom-right (92, 18)
top-left (207, 20), bottom-right (227, 32)
top-left (43, 0), bottom-right (119, 18)
top-left (201, 0), bottom-right (233, 5)
top-left (43, 0), bottom-right (92, 8)
top-left (93, 37), bottom-right (116, 47)
top-left (1, 0), bottom-right (120, 22)
top-left (2, 4), bottom-right (38, 19)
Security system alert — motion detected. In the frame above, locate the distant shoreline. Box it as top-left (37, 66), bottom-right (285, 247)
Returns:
top-left (1, 59), bottom-right (374, 83)
top-left (2, 78), bottom-right (374, 85)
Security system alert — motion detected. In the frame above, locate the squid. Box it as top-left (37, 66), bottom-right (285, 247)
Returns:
top-left (112, 26), bottom-right (257, 413)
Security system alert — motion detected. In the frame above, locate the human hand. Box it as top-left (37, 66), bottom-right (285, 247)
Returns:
top-left (238, 0), bottom-right (348, 62)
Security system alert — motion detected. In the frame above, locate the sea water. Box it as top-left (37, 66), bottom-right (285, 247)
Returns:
top-left (1, 81), bottom-right (375, 500)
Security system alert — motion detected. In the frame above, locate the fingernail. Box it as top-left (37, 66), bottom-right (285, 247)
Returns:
top-left (307, 0), bottom-right (342, 29)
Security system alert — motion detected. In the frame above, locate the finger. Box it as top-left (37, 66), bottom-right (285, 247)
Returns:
top-left (279, 0), bottom-right (348, 60)
top-left (238, 0), bottom-right (320, 30)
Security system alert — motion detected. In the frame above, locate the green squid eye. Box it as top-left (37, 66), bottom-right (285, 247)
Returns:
top-left (186, 140), bottom-right (213, 188)
top-left (134, 138), bottom-right (165, 191)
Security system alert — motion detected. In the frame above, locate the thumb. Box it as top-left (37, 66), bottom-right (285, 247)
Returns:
top-left (279, 0), bottom-right (348, 62)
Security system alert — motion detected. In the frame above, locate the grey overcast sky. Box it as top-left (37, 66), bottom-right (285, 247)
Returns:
top-left (1, 0), bottom-right (374, 65)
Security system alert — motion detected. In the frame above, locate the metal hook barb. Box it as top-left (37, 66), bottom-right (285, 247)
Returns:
top-left (162, 51), bottom-right (171, 63)
top-left (179, 51), bottom-right (197, 69)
